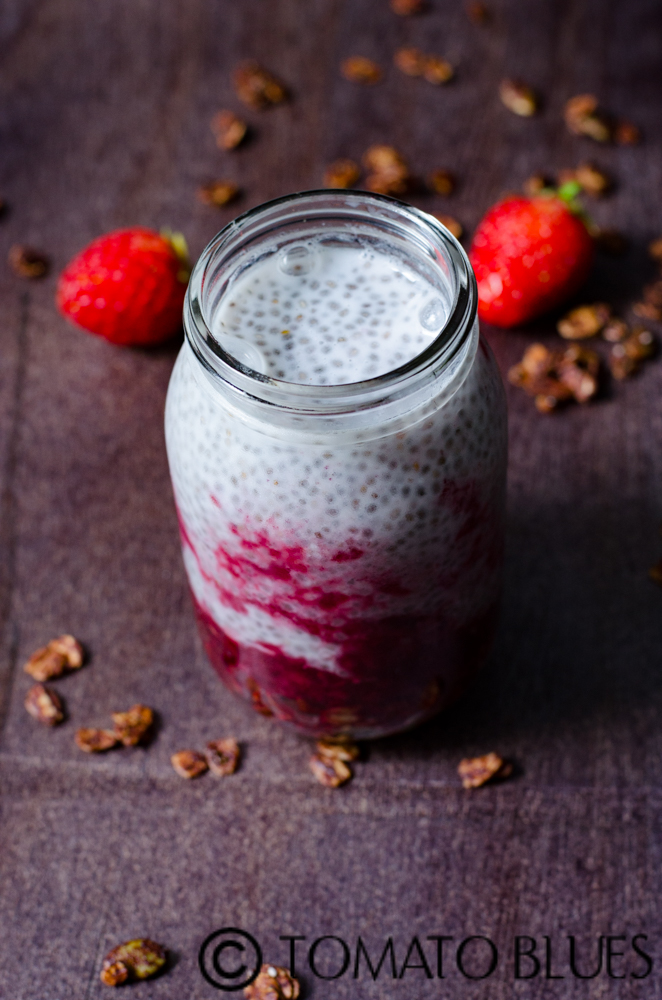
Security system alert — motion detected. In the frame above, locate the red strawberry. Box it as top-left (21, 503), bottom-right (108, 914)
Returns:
top-left (57, 228), bottom-right (190, 346)
top-left (469, 193), bottom-right (594, 328)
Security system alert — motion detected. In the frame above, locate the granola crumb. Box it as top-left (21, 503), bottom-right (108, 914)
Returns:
top-left (633, 301), bottom-right (662, 322)
top-left (341, 56), bottom-right (383, 85)
top-left (574, 162), bottom-right (611, 196)
top-left (232, 62), bottom-right (288, 109)
top-left (615, 120), bottom-right (640, 145)
top-left (432, 214), bottom-right (463, 240)
top-left (75, 728), bottom-right (119, 753)
top-left (197, 181), bottom-right (240, 207)
top-left (8, 245), bottom-right (49, 279)
top-left (458, 752), bottom-right (511, 789)
top-left (111, 704), bottom-right (154, 746)
top-left (609, 343), bottom-right (639, 380)
top-left (602, 318), bottom-right (629, 343)
top-left (557, 303), bottom-right (611, 340)
top-left (394, 47), bottom-right (427, 77)
top-left (211, 110), bottom-right (248, 150)
top-left (309, 752), bottom-right (352, 788)
top-left (363, 145), bottom-right (410, 195)
top-left (499, 79), bottom-right (537, 117)
top-left (171, 749), bottom-right (208, 779)
top-left (206, 738), bottom-right (241, 776)
top-left (390, 0), bottom-right (425, 14)
top-left (422, 56), bottom-right (454, 85)
top-left (25, 684), bottom-right (64, 726)
top-left (244, 964), bottom-right (300, 1000)
top-left (564, 94), bottom-right (611, 142)
top-left (648, 237), bottom-right (662, 263)
top-left (100, 939), bottom-right (167, 986)
top-left (316, 737), bottom-right (361, 762)
top-left (466, 1), bottom-right (490, 23)
top-left (323, 159), bottom-right (361, 189)
top-left (428, 169), bottom-right (455, 196)
top-left (24, 635), bottom-right (84, 681)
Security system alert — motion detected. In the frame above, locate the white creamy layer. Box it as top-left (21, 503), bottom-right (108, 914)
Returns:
top-left (213, 242), bottom-right (450, 384)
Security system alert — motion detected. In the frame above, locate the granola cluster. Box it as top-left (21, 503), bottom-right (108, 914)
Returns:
top-left (244, 964), bottom-right (300, 1000)
top-left (458, 753), bottom-right (512, 789)
top-left (394, 48), bottom-right (454, 85)
top-left (171, 737), bottom-right (241, 779)
top-left (563, 94), bottom-right (639, 145)
top-left (100, 938), bottom-right (167, 987)
top-left (508, 342), bottom-right (600, 413)
top-left (76, 704), bottom-right (153, 753)
top-left (309, 737), bottom-right (360, 788)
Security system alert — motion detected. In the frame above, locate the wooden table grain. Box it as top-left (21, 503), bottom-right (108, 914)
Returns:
top-left (1, 1), bottom-right (662, 997)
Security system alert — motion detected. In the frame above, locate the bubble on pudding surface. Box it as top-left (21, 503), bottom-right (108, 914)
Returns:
top-left (217, 333), bottom-right (268, 374)
top-left (278, 244), bottom-right (317, 277)
top-left (419, 297), bottom-right (445, 333)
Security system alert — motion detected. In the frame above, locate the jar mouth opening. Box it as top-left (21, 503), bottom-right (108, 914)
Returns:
top-left (184, 190), bottom-right (477, 414)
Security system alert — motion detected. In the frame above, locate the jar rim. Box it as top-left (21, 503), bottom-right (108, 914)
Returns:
top-left (184, 189), bottom-right (477, 416)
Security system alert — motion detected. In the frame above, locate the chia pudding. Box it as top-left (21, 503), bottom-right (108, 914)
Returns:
top-left (165, 192), bottom-right (507, 738)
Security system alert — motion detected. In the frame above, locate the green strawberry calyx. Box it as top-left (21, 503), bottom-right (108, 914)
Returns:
top-left (161, 228), bottom-right (191, 284)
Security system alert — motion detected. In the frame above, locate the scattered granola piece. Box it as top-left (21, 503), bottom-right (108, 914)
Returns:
top-left (623, 326), bottom-right (655, 361)
top-left (557, 303), bottom-right (611, 339)
top-left (428, 169), bottom-right (455, 196)
top-left (394, 49), bottom-right (452, 84)
top-left (323, 159), bottom-right (361, 189)
top-left (458, 752), bottom-right (511, 789)
top-left (341, 56), bottom-right (383, 85)
top-left (111, 704), bottom-right (154, 746)
top-left (24, 645), bottom-right (66, 682)
top-left (594, 228), bottom-right (628, 255)
top-left (206, 738), bottom-right (241, 776)
top-left (8, 245), bottom-right (49, 278)
top-left (642, 279), bottom-right (662, 308)
top-left (197, 181), bottom-right (240, 207)
top-left (75, 728), bottom-right (119, 753)
top-left (422, 56), bottom-right (454, 85)
top-left (609, 343), bottom-right (639, 380)
top-left (574, 162), bottom-right (611, 196)
top-left (602, 318), bottom-right (629, 343)
top-left (309, 752), bottom-right (352, 787)
top-left (171, 749), bottom-right (208, 779)
top-left (650, 559), bottom-right (662, 587)
top-left (390, 0), bottom-right (424, 14)
top-left (211, 110), bottom-right (248, 150)
top-left (394, 47), bottom-right (427, 76)
top-left (363, 145), bottom-right (410, 195)
top-left (25, 684), bottom-right (64, 726)
top-left (499, 79), bottom-right (537, 117)
top-left (523, 173), bottom-right (551, 197)
top-left (316, 737), bottom-right (361, 762)
top-left (24, 635), bottom-right (83, 681)
top-left (648, 237), bottom-right (662, 263)
top-left (100, 939), bottom-right (167, 986)
top-left (614, 120), bottom-right (640, 145)
top-left (244, 964), bottom-right (300, 1000)
top-left (467, 1), bottom-right (490, 23)
top-left (508, 342), bottom-right (599, 409)
top-left (633, 301), bottom-right (661, 322)
top-left (564, 94), bottom-right (611, 142)
top-left (50, 634), bottom-right (84, 668)
top-left (432, 214), bottom-right (463, 240)
top-left (233, 62), bottom-right (287, 109)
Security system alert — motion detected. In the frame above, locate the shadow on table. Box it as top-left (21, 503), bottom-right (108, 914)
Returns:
top-left (376, 493), bottom-right (662, 770)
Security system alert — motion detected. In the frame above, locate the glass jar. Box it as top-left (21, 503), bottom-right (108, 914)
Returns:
top-left (165, 191), bottom-right (507, 739)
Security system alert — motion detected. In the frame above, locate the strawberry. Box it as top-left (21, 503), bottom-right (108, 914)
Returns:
top-left (57, 228), bottom-right (190, 346)
top-left (469, 190), bottom-right (594, 328)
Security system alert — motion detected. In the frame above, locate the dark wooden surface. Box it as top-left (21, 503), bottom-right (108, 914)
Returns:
top-left (1, 1), bottom-right (662, 997)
